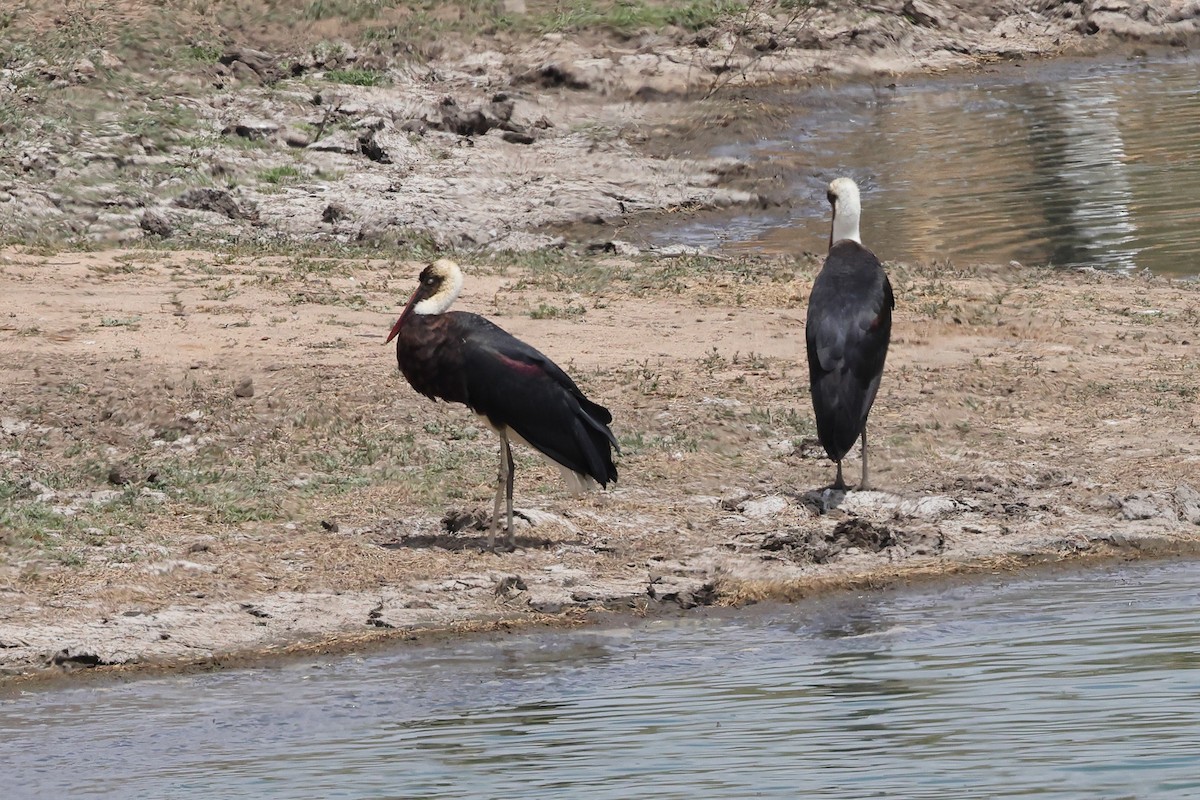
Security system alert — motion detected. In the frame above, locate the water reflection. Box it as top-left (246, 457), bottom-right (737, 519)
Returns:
top-left (1025, 83), bottom-right (1140, 269)
top-left (661, 55), bottom-right (1200, 275)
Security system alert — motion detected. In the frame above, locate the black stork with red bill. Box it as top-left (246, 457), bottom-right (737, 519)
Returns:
top-left (386, 259), bottom-right (619, 551)
top-left (805, 177), bottom-right (894, 491)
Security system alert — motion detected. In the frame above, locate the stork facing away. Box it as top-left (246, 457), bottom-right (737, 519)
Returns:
top-left (805, 177), bottom-right (894, 490)
top-left (386, 259), bottom-right (619, 551)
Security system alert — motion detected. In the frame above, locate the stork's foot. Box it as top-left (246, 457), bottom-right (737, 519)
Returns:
top-left (487, 538), bottom-right (516, 555)
top-left (831, 461), bottom-right (846, 492)
top-left (478, 507), bottom-right (543, 553)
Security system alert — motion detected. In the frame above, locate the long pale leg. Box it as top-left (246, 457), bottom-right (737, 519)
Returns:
top-left (488, 433), bottom-right (507, 552)
top-left (504, 433), bottom-right (515, 550)
top-left (859, 425), bottom-right (871, 491)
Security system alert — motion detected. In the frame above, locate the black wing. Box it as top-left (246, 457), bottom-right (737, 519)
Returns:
top-left (452, 312), bottom-right (619, 486)
top-left (805, 241), bottom-right (894, 462)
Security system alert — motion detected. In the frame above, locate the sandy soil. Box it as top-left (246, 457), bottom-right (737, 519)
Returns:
top-left (2, 0), bottom-right (1200, 679)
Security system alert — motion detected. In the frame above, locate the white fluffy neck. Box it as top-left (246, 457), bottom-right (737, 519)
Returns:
top-left (413, 261), bottom-right (463, 315)
top-left (830, 179), bottom-right (862, 245)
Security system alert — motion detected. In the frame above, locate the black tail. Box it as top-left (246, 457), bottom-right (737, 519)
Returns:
top-left (574, 395), bottom-right (619, 486)
top-left (501, 390), bottom-right (618, 488)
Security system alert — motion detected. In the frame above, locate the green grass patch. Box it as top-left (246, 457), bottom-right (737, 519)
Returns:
top-left (305, 0), bottom-right (396, 22)
top-left (529, 301), bottom-right (587, 320)
top-left (183, 42), bottom-right (224, 64)
top-left (258, 165), bottom-right (303, 185)
top-left (535, 0), bottom-right (747, 33)
top-left (324, 68), bottom-right (387, 86)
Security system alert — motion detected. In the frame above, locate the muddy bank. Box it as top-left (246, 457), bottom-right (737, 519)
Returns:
top-left (2, 245), bottom-right (1199, 679)
top-left (1, 1), bottom-right (1199, 251)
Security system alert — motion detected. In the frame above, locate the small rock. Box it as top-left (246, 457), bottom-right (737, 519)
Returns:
top-left (354, 115), bottom-right (387, 131)
top-left (71, 58), bottom-right (97, 82)
top-left (518, 63), bottom-right (590, 90)
top-left (174, 187), bottom-right (256, 221)
top-left (139, 488), bottom-right (167, 504)
top-left (367, 603), bottom-right (394, 628)
top-left (89, 489), bottom-right (123, 506)
top-left (1118, 495), bottom-right (1167, 521)
top-left (50, 649), bottom-right (109, 669)
top-left (494, 575), bottom-right (528, 595)
top-left (898, 495), bottom-right (960, 519)
top-left (501, 129), bottom-right (536, 145)
top-left (223, 118), bottom-right (279, 140)
top-left (234, 377), bottom-right (254, 398)
top-left (358, 129), bottom-right (390, 163)
top-left (321, 203), bottom-right (349, 224)
top-left (230, 61), bottom-right (262, 85)
top-left (739, 495), bottom-right (788, 519)
top-left (1176, 483), bottom-right (1200, 525)
top-left (719, 489), bottom-right (753, 512)
top-left (219, 48), bottom-right (280, 82)
top-left (241, 603), bottom-right (271, 619)
top-left (139, 210), bottom-right (173, 238)
top-left (284, 129), bottom-right (312, 148)
top-left (442, 507), bottom-right (491, 532)
top-left (96, 49), bottom-right (123, 70)
top-left (903, 0), bottom-right (945, 27)
top-left (356, 216), bottom-right (409, 247)
top-left (648, 575), bottom-right (717, 609)
top-left (489, 95), bottom-right (515, 122)
top-left (442, 107), bottom-right (491, 137)
top-left (307, 130), bottom-right (359, 154)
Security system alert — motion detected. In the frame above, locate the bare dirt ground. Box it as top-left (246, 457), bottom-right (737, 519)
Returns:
top-left (2, 0), bottom-right (1200, 679)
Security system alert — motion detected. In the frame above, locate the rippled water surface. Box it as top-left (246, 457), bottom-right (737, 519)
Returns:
top-left (662, 54), bottom-right (1200, 275)
top-left (4, 559), bottom-right (1200, 798)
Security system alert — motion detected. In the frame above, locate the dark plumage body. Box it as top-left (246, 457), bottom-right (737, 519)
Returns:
top-left (387, 259), bottom-right (617, 550)
top-left (394, 310), bottom-right (618, 489)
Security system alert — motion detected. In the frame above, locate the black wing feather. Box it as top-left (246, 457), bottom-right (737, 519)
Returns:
top-left (805, 241), bottom-right (893, 462)
top-left (451, 312), bottom-right (619, 486)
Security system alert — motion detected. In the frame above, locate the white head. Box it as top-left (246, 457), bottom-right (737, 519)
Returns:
top-left (412, 258), bottom-right (464, 315)
top-left (385, 258), bottom-right (465, 343)
top-left (827, 176), bottom-right (863, 249)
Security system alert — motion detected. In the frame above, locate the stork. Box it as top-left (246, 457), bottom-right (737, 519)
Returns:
top-left (805, 177), bottom-right (894, 490)
top-left (386, 259), bottom-right (619, 551)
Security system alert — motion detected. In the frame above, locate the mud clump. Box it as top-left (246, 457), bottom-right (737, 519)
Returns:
top-left (174, 188), bottom-right (258, 221)
top-left (762, 519), bottom-right (944, 564)
top-left (442, 508), bottom-right (491, 533)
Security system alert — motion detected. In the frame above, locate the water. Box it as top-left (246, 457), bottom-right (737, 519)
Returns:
top-left (662, 54), bottom-right (1200, 276)
top-left (4, 558), bottom-right (1200, 798)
